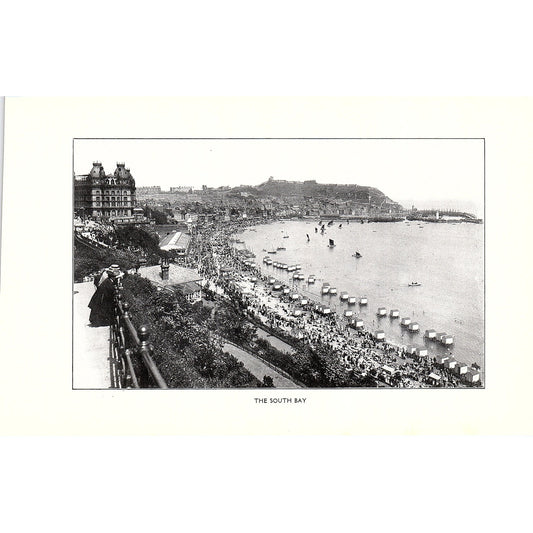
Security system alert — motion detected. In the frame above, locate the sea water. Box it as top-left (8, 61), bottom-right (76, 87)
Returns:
top-left (239, 220), bottom-right (484, 371)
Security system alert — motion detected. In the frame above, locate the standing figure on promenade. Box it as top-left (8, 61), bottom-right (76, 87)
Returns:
top-left (88, 265), bottom-right (122, 326)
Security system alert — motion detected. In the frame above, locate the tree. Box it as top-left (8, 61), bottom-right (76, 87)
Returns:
top-left (262, 375), bottom-right (274, 387)
top-left (214, 303), bottom-right (256, 344)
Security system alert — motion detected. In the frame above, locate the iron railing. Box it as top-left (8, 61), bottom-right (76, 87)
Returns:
top-left (109, 276), bottom-right (168, 389)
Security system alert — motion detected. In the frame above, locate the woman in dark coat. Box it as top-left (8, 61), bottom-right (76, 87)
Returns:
top-left (88, 272), bottom-right (116, 326)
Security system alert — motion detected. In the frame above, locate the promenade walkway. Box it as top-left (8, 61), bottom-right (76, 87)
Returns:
top-left (73, 281), bottom-right (113, 389)
top-left (222, 342), bottom-right (300, 389)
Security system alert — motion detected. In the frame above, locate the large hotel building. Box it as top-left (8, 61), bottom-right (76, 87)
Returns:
top-left (74, 162), bottom-right (136, 219)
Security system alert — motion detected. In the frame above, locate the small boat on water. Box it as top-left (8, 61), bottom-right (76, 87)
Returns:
top-left (328, 239), bottom-right (336, 248)
top-left (408, 282), bottom-right (421, 287)
top-left (283, 235), bottom-right (289, 239)
top-left (277, 246), bottom-right (286, 251)
top-left (267, 250), bottom-right (277, 254)
top-left (353, 251), bottom-right (362, 258)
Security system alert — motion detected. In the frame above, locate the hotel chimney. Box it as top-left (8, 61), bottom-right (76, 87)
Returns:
top-left (161, 258), bottom-right (170, 281)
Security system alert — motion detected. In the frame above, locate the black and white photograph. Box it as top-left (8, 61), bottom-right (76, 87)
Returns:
top-left (73, 138), bottom-right (484, 390)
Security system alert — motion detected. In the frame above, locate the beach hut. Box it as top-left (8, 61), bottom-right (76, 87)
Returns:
top-left (375, 330), bottom-right (386, 340)
top-left (344, 309), bottom-right (353, 318)
top-left (359, 297), bottom-right (368, 305)
top-left (436, 354), bottom-right (450, 365)
top-left (382, 365), bottom-right (396, 375)
top-left (250, 277), bottom-right (257, 283)
top-left (454, 363), bottom-right (468, 376)
top-left (441, 334), bottom-right (454, 345)
top-left (307, 276), bottom-right (315, 284)
top-left (300, 298), bottom-right (309, 306)
top-left (293, 273), bottom-right (300, 279)
top-left (428, 373), bottom-right (441, 386)
top-left (424, 329), bottom-right (437, 340)
top-left (405, 345), bottom-right (417, 356)
top-left (444, 358), bottom-right (458, 370)
top-left (389, 309), bottom-right (400, 318)
top-left (290, 293), bottom-right (300, 300)
top-left (408, 322), bottom-right (420, 332)
top-left (348, 296), bottom-right (357, 304)
top-left (322, 306), bottom-right (332, 315)
top-left (268, 277), bottom-right (275, 285)
top-left (436, 332), bottom-right (447, 343)
top-left (401, 317), bottom-right (412, 327)
top-left (288, 265), bottom-right (295, 272)
top-left (351, 317), bottom-right (364, 329)
top-left (416, 347), bottom-right (428, 358)
top-left (292, 309), bottom-right (302, 317)
top-left (283, 287), bottom-right (290, 295)
top-left (340, 291), bottom-right (349, 300)
top-left (377, 307), bottom-right (387, 316)
top-left (273, 283), bottom-right (282, 291)
top-left (465, 369), bottom-right (480, 384)
top-left (322, 286), bottom-right (330, 295)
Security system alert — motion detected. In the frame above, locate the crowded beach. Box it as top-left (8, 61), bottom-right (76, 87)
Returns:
top-left (183, 219), bottom-right (482, 388)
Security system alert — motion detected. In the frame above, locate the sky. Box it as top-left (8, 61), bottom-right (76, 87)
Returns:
top-left (74, 138), bottom-right (484, 216)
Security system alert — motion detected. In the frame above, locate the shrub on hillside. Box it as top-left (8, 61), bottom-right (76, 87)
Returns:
top-left (120, 275), bottom-right (259, 388)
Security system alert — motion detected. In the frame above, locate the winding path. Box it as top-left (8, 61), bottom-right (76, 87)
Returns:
top-left (222, 342), bottom-right (300, 389)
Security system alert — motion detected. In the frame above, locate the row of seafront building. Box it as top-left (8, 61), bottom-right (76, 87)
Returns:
top-left (75, 163), bottom-right (481, 227)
